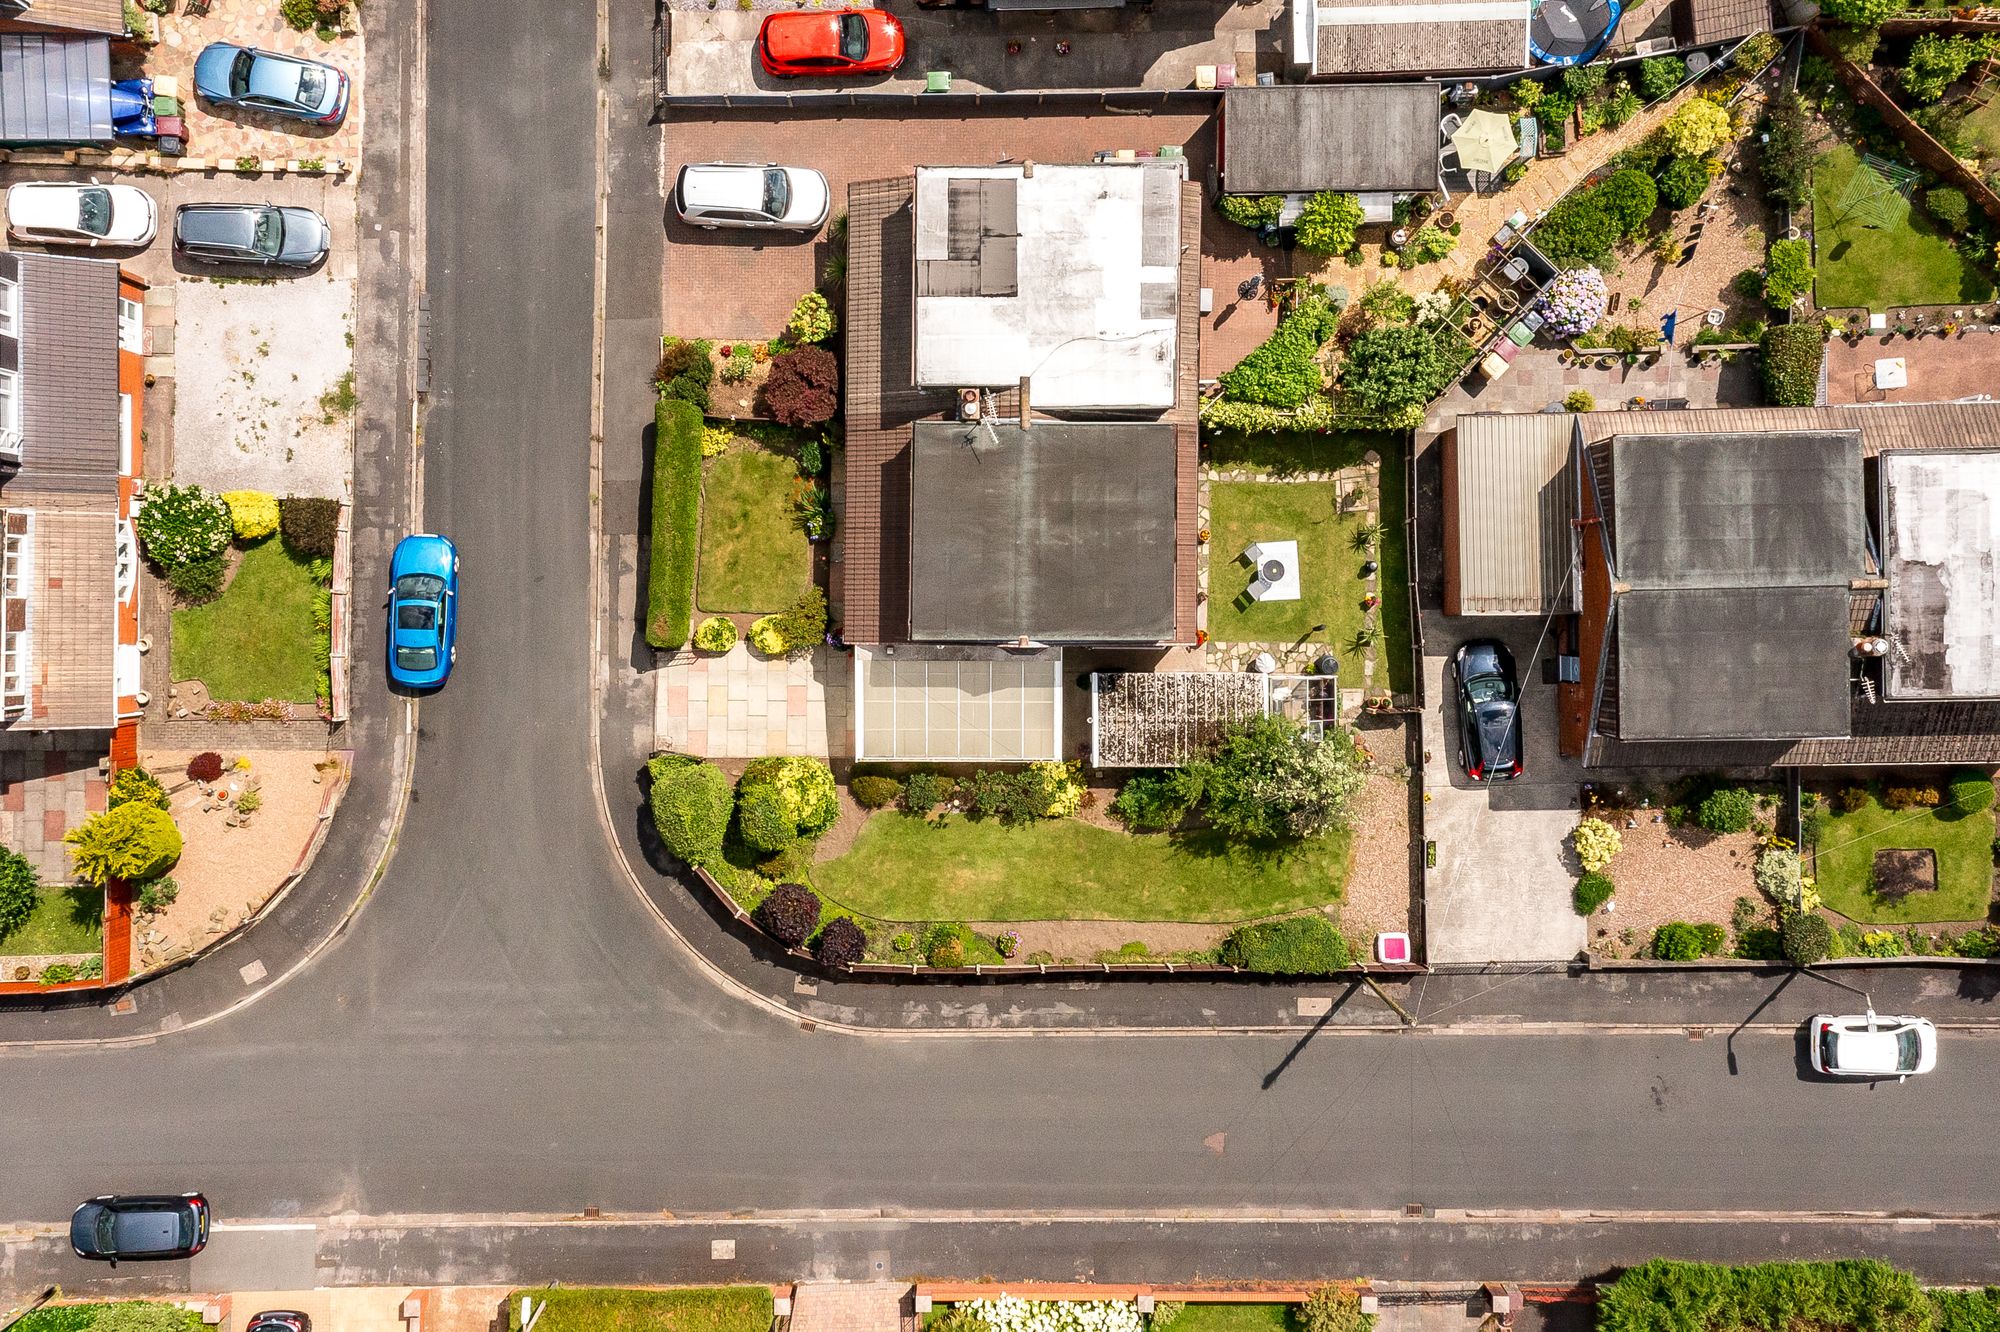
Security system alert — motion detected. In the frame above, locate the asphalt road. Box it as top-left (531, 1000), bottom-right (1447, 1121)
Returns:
top-left (11, 0), bottom-right (2000, 1293)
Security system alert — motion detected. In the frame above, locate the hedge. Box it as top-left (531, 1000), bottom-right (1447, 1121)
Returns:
top-left (647, 397), bottom-right (703, 649)
top-left (647, 753), bottom-right (731, 868)
top-left (507, 1287), bottom-right (776, 1332)
top-left (1217, 296), bottom-right (1340, 408)
top-left (1761, 324), bottom-right (1823, 407)
top-left (1534, 168), bottom-right (1657, 267)
top-left (1220, 915), bottom-right (1352, 974)
top-left (1598, 1260), bottom-right (1930, 1332)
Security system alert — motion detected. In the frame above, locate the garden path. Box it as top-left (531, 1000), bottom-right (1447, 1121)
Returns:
top-left (656, 643), bottom-right (849, 759)
top-left (790, 1283), bottom-right (907, 1332)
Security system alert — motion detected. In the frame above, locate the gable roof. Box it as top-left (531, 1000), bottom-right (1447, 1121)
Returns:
top-left (1222, 85), bottom-right (1442, 195)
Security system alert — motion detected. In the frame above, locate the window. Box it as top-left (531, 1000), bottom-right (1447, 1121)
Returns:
top-left (118, 296), bottom-right (143, 354)
top-left (0, 276), bottom-right (16, 337)
top-left (0, 368), bottom-right (19, 456)
top-left (119, 393), bottom-right (133, 475)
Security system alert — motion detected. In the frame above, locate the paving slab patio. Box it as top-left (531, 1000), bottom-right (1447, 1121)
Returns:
top-left (656, 642), bottom-right (852, 759)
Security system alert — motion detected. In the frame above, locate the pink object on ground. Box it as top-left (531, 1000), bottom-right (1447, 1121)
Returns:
top-left (1376, 931), bottom-right (1412, 964)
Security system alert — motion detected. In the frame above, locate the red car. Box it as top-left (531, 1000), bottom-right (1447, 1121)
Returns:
top-left (757, 8), bottom-right (907, 78)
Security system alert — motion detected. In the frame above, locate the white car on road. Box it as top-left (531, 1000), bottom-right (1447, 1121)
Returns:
top-left (1809, 1012), bottom-right (1938, 1081)
top-left (673, 163), bottom-right (830, 231)
top-left (6, 181), bottom-right (158, 247)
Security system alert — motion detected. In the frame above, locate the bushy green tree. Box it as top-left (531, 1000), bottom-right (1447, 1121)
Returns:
top-left (1697, 786), bottom-right (1756, 833)
top-left (647, 753), bottom-right (732, 868)
top-left (1188, 715), bottom-right (1366, 842)
top-left (1337, 323), bottom-right (1471, 426)
top-left (63, 803), bottom-right (181, 888)
top-left (1294, 192), bottom-right (1365, 255)
top-left (1763, 238), bottom-right (1815, 307)
top-left (0, 844), bottom-right (36, 941)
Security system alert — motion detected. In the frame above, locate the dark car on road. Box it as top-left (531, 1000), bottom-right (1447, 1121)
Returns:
top-left (192, 43), bottom-right (349, 126)
top-left (1453, 639), bottom-right (1523, 782)
top-left (70, 1193), bottom-right (210, 1262)
top-left (175, 203), bottom-right (330, 268)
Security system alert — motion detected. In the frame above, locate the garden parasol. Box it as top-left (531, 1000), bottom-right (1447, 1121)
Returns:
top-left (1450, 110), bottom-right (1519, 175)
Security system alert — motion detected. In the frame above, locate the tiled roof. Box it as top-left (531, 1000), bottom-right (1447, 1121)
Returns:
top-left (1676, 0), bottom-right (1773, 46)
top-left (0, 0), bottom-right (124, 36)
top-left (15, 253), bottom-right (118, 497)
top-left (19, 500), bottom-right (116, 730)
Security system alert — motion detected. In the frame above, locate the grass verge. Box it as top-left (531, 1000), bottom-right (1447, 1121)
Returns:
top-left (697, 444), bottom-right (811, 613)
top-left (508, 1289), bottom-right (774, 1332)
top-left (816, 812), bottom-right (1350, 923)
top-left (0, 885), bottom-right (104, 955)
top-left (648, 397), bottom-right (703, 648)
top-left (1170, 1308), bottom-right (1295, 1332)
top-left (1812, 789), bottom-right (1995, 924)
top-left (171, 537), bottom-right (324, 702)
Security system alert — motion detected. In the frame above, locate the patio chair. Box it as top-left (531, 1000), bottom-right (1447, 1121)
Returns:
top-left (1439, 112), bottom-right (1464, 143)
top-left (184, 0), bottom-right (210, 15)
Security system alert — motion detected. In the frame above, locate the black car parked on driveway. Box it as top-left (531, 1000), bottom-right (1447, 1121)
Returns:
top-left (1452, 639), bottom-right (1523, 782)
top-left (70, 1193), bottom-right (210, 1262)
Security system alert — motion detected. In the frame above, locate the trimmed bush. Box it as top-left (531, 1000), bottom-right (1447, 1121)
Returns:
top-left (1763, 238), bottom-right (1814, 307)
top-left (1782, 911), bottom-right (1833, 965)
top-left (1564, 389), bottom-right (1596, 413)
top-left (849, 775), bottom-right (903, 809)
top-left (901, 770), bottom-right (955, 816)
top-left (786, 291), bottom-right (836, 344)
top-left (1218, 193), bottom-right (1285, 229)
top-left (815, 915), bottom-right (866, 966)
top-left (1574, 870), bottom-right (1615, 915)
top-left (1659, 155), bottom-right (1713, 209)
top-left (739, 755), bottom-right (839, 839)
top-left (1639, 55), bottom-right (1687, 100)
top-left (1110, 771), bottom-right (1198, 832)
top-left (755, 882), bottom-right (820, 947)
top-left (736, 782), bottom-right (796, 854)
top-left (747, 586), bottom-right (827, 658)
top-left (1697, 786), bottom-right (1755, 834)
top-left (0, 844), bottom-right (35, 940)
top-left (277, 496), bottom-right (341, 559)
top-left (108, 767), bottom-right (170, 811)
top-left (1657, 98), bottom-right (1733, 158)
top-left (1218, 296), bottom-right (1340, 409)
top-left (1535, 169), bottom-right (1657, 266)
top-left (1884, 784), bottom-right (1941, 810)
top-left (763, 345), bottom-right (839, 427)
top-left (647, 397), bottom-right (703, 649)
top-left (1946, 771), bottom-right (1995, 817)
top-left (221, 490), bottom-right (280, 542)
top-left (186, 752), bottom-right (225, 783)
top-left (1652, 920), bottom-right (1726, 960)
top-left (135, 483), bottom-right (232, 576)
top-left (693, 616), bottom-right (738, 653)
top-left (1572, 817), bottom-right (1622, 871)
top-left (1760, 324), bottom-right (1823, 407)
top-left (64, 803), bottom-right (181, 888)
top-left (647, 753), bottom-right (732, 868)
top-left (1221, 915), bottom-right (1353, 974)
top-left (1294, 192), bottom-right (1365, 255)
top-left (1300, 1286), bottom-right (1373, 1332)
top-left (1927, 186), bottom-right (1972, 233)
top-left (1599, 1260), bottom-right (1929, 1332)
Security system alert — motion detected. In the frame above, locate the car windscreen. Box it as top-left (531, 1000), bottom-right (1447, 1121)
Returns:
top-left (295, 65), bottom-right (326, 108)
top-left (230, 49), bottom-right (255, 96)
top-left (1466, 674), bottom-right (1512, 704)
top-left (394, 573), bottom-right (446, 602)
top-left (396, 646), bottom-right (437, 671)
top-left (838, 13), bottom-right (868, 59)
top-left (1897, 1028), bottom-right (1922, 1070)
top-left (762, 169), bottom-right (791, 220)
top-left (77, 188), bottom-right (112, 236)
top-left (252, 208), bottom-right (283, 257)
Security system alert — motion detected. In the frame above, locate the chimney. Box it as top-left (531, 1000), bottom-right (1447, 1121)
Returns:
top-left (1018, 376), bottom-right (1032, 430)
top-left (1022, 159), bottom-right (1035, 178)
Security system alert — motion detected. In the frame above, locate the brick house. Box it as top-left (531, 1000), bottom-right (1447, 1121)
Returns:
top-left (841, 159), bottom-right (1200, 763)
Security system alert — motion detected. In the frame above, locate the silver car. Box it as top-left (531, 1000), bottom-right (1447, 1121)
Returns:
top-left (174, 203), bottom-right (330, 268)
top-left (674, 162), bottom-right (829, 231)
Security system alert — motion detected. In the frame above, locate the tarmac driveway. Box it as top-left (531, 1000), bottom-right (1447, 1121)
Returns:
top-left (1421, 609), bottom-right (1588, 964)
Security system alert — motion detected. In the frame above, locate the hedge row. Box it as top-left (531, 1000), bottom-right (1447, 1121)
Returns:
top-left (647, 397), bottom-right (703, 650)
top-left (1761, 324), bottom-right (1823, 407)
top-left (1599, 1259), bottom-right (1934, 1332)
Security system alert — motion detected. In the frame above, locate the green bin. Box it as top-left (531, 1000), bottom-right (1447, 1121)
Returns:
top-left (924, 70), bottom-right (951, 93)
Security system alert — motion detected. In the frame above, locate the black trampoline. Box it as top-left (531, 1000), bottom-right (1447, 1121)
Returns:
top-left (1529, 0), bottom-right (1620, 65)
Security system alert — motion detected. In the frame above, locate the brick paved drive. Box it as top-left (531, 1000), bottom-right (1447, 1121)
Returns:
top-left (789, 1282), bottom-right (908, 1332)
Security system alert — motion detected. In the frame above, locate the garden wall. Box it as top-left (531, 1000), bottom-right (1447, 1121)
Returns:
top-left (1806, 26), bottom-right (2000, 225)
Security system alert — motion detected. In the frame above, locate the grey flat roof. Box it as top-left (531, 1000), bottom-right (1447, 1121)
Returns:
top-left (1450, 412), bottom-right (1577, 615)
top-left (0, 33), bottom-right (111, 145)
top-left (907, 420), bottom-right (1178, 644)
top-left (1612, 431), bottom-right (1865, 586)
top-left (1617, 587), bottom-right (1856, 740)
top-left (1312, 0), bottom-right (1528, 74)
top-left (1882, 450), bottom-right (2000, 701)
top-left (1223, 85), bottom-right (1441, 195)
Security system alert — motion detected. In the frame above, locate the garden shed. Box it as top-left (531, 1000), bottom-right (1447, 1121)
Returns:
top-left (1441, 412), bottom-right (1580, 616)
top-left (1220, 84), bottom-right (1442, 196)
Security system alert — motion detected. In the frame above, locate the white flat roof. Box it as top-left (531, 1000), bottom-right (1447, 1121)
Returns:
top-left (1883, 450), bottom-right (2000, 700)
top-left (912, 162), bottom-right (1181, 411)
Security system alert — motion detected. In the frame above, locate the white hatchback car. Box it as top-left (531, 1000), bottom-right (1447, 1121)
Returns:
top-left (673, 162), bottom-right (830, 232)
top-left (6, 182), bottom-right (158, 247)
top-left (1808, 1012), bottom-right (1938, 1081)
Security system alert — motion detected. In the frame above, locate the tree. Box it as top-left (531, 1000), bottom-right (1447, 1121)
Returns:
top-left (1782, 912), bottom-right (1833, 965)
top-left (1657, 99), bottom-right (1733, 158)
top-left (647, 753), bottom-right (732, 868)
top-left (1188, 715), bottom-right (1367, 842)
top-left (1759, 92), bottom-right (1812, 209)
top-left (0, 845), bottom-right (36, 941)
top-left (755, 883), bottom-right (820, 947)
top-left (815, 916), bottom-right (866, 966)
top-left (63, 803), bottom-right (182, 888)
top-left (1294, 192), bottom-right (1364, 255)
top-left (1337, 323), bottom-right (1470, 425)
top-left (1658, 155), bottom-right (1714, 209)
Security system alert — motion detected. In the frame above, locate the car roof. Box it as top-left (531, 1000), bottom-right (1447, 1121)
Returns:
top-left (392, 534), bottom-right (455, 580)
top-left (179, 203), bottom-right (263, 247)
top-left (681, 164), bottom-right (770, 213)
top-left (1823, 1014), bottom-right (1927, 1071)
top-left (763, 11), bottom-right (843, 58)
top-left (7, 183), bottom-right (88, 229)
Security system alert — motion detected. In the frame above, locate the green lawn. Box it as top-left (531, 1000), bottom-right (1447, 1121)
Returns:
top-left (1962, 94), bottom-right (2000, 165)
top-left (1170, 1308), bottom-right (1295, 1332)
top-left (1206, 482), bottom-right (1371, 648)
top-left (0, 885), bottom-right (103, 955)
top-left (1204, 428), bottom-right (1384, 477)
top-left (817, 812), bottom-right (1350, 923)
top-left (171, 538), bottom-right (324, 702)
top-left (696, 442), bottom-right (812, 614)
top-left (1812, 145), bottom-right (1994, 310)
top-left (1812, 790), bottom-right (1995, 925)
top-left (507, 1289), bottom-right (774, 1332)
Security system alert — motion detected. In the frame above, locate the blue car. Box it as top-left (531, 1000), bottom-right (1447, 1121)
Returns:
top-left (387, 535), bottom-right (458, 689)
top-left (193, 43), bottom-right (350, 127)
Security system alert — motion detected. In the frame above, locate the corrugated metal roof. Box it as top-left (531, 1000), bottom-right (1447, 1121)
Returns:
top-left (1451, 412), bottom-right (1577, 615)
top-left (22, 501), bottom-right (115, 730)
top-left (0, 33), bottom-right (111, 145)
